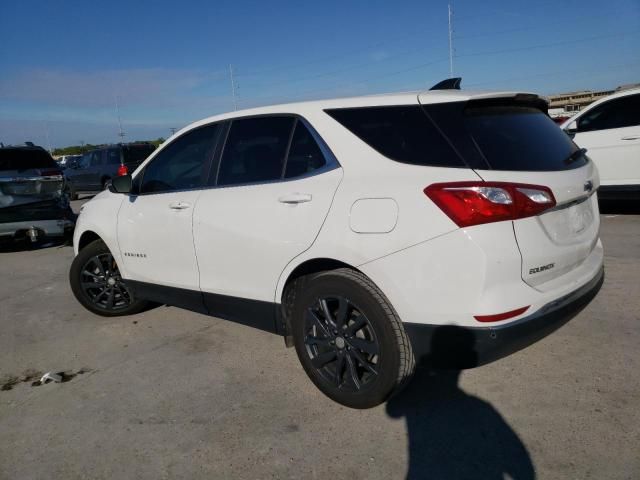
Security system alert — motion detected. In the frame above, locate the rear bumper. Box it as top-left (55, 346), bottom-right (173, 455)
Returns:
top-left (403, 266), bottom-right (604, 368)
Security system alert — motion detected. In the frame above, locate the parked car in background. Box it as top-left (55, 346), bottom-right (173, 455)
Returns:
top-left (56, 154), bottom-right (82, 168)
top-left (70, 84), bottom-right (604, 408)
top-left (562, 87), bottom-right (640, 200)
top-left (0, 144), bottom-right (74, 243)
top-left (65, 143), bottom-right (156, 199)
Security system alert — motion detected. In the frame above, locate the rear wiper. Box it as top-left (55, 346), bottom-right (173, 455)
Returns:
top-left (564, 147), bottom-right (587, 165)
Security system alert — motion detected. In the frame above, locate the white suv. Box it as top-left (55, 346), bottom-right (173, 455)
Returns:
top-left (70, 86), bottom-right (604, 408)
top-left (562, 87), bottom-right (640, 200)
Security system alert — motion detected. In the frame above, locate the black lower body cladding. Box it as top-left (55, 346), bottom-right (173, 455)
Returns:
top-left (403, 267), bottom-right (604, 368)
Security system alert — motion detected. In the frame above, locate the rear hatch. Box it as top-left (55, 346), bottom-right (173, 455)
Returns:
top-left (419, 93), bottom-right (600, 288)
top-left (0, 148), bottom-right (65, 210)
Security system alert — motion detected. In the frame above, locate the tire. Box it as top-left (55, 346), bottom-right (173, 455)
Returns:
top-left (69, 239), bottom-right (149, 317)
top-left (291, 268), bottom-right (415, 409)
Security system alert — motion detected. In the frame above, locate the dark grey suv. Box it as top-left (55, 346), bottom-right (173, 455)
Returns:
top-left (65, 143), bottom-right (155, 199)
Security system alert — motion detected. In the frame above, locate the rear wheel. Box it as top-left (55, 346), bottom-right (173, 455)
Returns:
top-left (291, 268), bottom-right (415, 408)
top-left (69, 239), bottom-right (149, 317)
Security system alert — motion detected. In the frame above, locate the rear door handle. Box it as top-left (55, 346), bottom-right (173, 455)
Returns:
top-left (621, 136), bottom-right (640, 140)
top-left (278, 193), bottom-right (312, 204)
top-left (169, 201), bottom-right (191, 210)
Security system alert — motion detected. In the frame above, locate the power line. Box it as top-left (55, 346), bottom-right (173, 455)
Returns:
top-left (456, 30), bottom-right (639, 59)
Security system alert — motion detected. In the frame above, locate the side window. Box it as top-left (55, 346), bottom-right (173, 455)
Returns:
top-left (284, 121), bottom-right (327, 178)
top-left (140, 124), bottom-right (218, 194)
top-left (79, 154), bottom-right (91, 168)
top-left (217, 116), bottom-right (295, 186)
top-left (577, 94), bottom-right (640, 132)
top-left (89, 151), bottom-right (102, 167)
top-left (107, 149), bottom-right (121, 164)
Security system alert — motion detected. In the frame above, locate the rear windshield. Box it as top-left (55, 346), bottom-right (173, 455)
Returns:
top-left (122, 144), bottom-right (155, 164)
top-left (0, 148), bottom-right (58, 171)
top-left (326, 102), bottom-right (585, 171)
top-left (463, 105), bottom-right (585, 171)
top-left (325, 106), bottom-right (465, 167)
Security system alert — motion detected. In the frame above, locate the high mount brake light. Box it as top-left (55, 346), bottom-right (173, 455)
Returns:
top-left (117, 164), bottom-right (128, 176)
top-left (424, 181), bottom-right (556, 228)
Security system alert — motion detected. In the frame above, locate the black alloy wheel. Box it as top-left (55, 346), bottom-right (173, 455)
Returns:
top-left (69, 239), bottom-right (150, 317)
top-left (291, 268), bottom-right (415, 409)
top-left (80, 252), bottom-right (132, 311)
top-left (304, 296), bottom-right (380, 391)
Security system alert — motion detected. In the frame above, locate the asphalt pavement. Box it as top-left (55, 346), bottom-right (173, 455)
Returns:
top-left (0, 198), bottom-right (638, 479)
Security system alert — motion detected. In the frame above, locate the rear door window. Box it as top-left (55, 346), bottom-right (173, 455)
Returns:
top-left (123, 144), bottom-right (155, 164)
top-left (325, 106), bottom-right (464, 167)
top-left (107, 149), bottom-right (121, 164)
top-left (284, 121), bottom-right (327, 178)
top-left (217, 116), bottom-right (295, 186)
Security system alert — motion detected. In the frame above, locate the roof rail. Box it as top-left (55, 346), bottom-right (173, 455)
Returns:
top-left (430, 77), bottom-right (462, 91)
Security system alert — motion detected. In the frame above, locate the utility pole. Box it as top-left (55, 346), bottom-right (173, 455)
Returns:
top-left (169, 127), bottom-right (177, 136)
top-left (448, 3), bottom-right (454, 78)
top-left (115, 95), bottom-right (126, 142)
top-left (43, 122), bottom-right (52, 153)
top-left (229, 64), bottom-right (238, 111)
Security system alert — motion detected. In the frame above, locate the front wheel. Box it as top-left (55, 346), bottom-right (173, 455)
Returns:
top-left (291, 268), bottom-right (415, 409)
top-left (69, 239), bottom-right (150, 317)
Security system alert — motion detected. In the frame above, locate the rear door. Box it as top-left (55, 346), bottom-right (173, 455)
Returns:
top-left (193, 116), bottom-right (342, 315)
top-left (429, 96), bottom-right (600, 289)
top-left (568, 93), bottom-right (640, 186)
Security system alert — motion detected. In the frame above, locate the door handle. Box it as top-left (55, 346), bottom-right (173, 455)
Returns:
top-left (169, 201), bottom-right (191, 210)
top-left (621, 136), bottom-right (640, 140)
top-left (278, 193), bottom-right (312, 204)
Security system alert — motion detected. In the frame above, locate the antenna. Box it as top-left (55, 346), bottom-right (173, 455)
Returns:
top-left (115, 95), bottom-right (126, 142)
top-left (229, 64), bottom-right (238, 111)
top-left (448, 3), bottom-right (454, 78)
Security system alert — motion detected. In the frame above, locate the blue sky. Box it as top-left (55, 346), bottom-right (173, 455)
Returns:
top-left (1, 0), bottom-right (638, 148)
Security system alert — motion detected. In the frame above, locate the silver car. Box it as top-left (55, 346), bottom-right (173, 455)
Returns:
top-left (0, 145), bottom-right (74, 242)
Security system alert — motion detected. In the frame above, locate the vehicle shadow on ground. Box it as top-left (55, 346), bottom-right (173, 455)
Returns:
top-left (386, 327), bottom-right (535, 480)
top-left (0, 237), bottom-right (71, 253)
top-left (599, 199), bottom-right (640, 215)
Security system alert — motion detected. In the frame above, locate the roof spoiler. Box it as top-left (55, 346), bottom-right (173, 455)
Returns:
top-left (430, 77), bottom-right (462, 90)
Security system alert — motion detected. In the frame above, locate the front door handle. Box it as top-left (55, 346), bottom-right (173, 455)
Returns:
top-left (621, 136), bottom-right (640, 140)
top-left (278, 193), bottom-right (312, 204)
top-left (169, 201), bottom-right (191, 210)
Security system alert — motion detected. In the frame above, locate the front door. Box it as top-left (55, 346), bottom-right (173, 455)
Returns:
top-left (572, 93), bottom-right (640, 187)
top-left (117, 124), bottom-right (220, 294)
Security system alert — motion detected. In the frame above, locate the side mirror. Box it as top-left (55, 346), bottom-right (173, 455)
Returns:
top-left (565, 120), bottom-right (578, 139)
top-left (110, 174), bottom-right (132, 194)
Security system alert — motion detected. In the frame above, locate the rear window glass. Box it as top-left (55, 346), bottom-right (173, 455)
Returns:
top-left (0, 148), bottom-right (57, 171)
top-left (325, 106), bottom-right (464, 167)
top-left (122, 144), bottom-right (155, 164)
top-left (464, 106), bottom-right (585, 171)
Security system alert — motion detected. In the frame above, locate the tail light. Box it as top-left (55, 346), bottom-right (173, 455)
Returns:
top-left (117, 164), bottom-right (128, 176)
top-left (424, 181), bottom-right (556, 227)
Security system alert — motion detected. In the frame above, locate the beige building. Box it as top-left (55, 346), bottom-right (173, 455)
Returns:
top-left (547, 83), bottom-right (640, 115)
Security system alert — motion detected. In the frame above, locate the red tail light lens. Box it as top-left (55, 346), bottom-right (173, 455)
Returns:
top-left (474, 306), bottom-right (530, 322)
top-left (424, 181), bottom-right (556, 227)
top-left (117, 164), bottom-right (128, 176)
